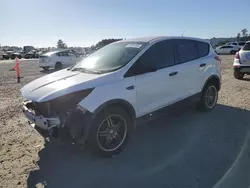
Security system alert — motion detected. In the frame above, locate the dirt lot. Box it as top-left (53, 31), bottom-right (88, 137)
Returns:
top-left (0, 56), bottom-right (250, 188)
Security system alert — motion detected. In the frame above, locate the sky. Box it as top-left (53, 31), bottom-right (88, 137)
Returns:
top-left (0, 0), bottom-right (249, 47)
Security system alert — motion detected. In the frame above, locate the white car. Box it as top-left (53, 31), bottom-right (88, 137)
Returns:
top-left (215, 45), bottom-right (241, 55)
top-left (226, 41), bottom-right (246, 48)
top-left (233, 41), bottom-right (250, 79)
top-left (39, 50), bottom-right (81, 70)
top-left (21, 36), bottom-right (221, 157)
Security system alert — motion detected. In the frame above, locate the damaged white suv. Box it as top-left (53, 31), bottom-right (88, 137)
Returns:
top-left (21, 36), bottom-right (221, 157)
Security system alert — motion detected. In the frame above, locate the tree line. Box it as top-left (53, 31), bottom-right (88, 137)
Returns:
top-left (216, 28), bottom-right (249, 47)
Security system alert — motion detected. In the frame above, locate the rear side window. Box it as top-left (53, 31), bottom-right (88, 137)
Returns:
top-left (232, 43), bottom-right (238, 46)
top-left (243, 43), bottom-right (250, 50)
top-left (174, 39), bottom-right (198, 64)
top-left (196, 41), bottom-right (209, 58)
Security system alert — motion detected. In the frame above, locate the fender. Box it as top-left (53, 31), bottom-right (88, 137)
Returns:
top-left (202, 75), bottom-right (221, 92)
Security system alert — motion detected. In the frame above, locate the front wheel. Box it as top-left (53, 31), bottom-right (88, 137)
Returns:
top-left (197, 83), bottom-right (218, 112)
top-left (55, 62), bottom-right (62, 70)
top-left (88, 106), bottom-right (134, 157)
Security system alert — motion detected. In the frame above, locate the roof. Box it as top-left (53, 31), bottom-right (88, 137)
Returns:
top-left (117, 36), bottom-right (210, 44)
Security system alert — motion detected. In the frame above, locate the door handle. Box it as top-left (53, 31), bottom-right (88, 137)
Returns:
top-left (200, 63), bottom-right (206, 67)
top-left (169, 71), bottom-right (178, 76)
top-left (126, 85), bottom-right (135, 90)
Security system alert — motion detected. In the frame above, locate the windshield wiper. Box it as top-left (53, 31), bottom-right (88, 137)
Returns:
top-left (70, 67), bottom-right (101, 74)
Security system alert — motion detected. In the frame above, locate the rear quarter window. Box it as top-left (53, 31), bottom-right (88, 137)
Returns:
top-left (243, 43), bottom-right (250, 51)
top-left (196, 41), bottom-right (209, 58)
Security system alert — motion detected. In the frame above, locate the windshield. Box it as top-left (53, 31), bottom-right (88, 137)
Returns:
top-left (72, 41), bottom-right (147, 73)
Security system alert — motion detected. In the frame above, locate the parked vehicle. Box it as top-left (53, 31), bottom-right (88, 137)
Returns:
top-left (233, 41), bottom-right (250, 79)
top-left (226, 41), bottom-right (246, 48)
top-left (215, 45), bottom-right (241, 55)
top-left (24, 50), bottom-right (39, 59)
top-left (38, 50), bottom-right (81, 70)
top-left (10, 52), bottom-right (22, 59)
top-left (2, 51), bottom-right (13, 60)
top-left (2, 53), bottom-right (10, 60)
top-left (21, 36), bottom-right (221, 157)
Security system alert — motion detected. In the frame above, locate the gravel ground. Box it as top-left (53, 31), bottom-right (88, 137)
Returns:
top-left (0, 56), bottom-right (250, 188)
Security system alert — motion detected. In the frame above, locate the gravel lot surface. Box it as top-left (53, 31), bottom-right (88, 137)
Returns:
top-left (0, 56), bottom-right (250, 188)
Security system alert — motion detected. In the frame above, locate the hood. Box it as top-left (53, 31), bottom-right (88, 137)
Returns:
top-left (21, 68), bottom-right (109, 102)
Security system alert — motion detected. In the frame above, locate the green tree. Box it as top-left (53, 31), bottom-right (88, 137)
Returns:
top-left (241, 29), bottom-right (248, 37)
top-left (57, 39), bottom-right (67, 49)
top-left (215, 40), bottom-right (230, 47)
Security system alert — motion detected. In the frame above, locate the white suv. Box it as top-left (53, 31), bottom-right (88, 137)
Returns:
top-left (39, 50), bottom-right (81, 70)
top-left (233, 41), bottom-right (250, 79)
top-left (21, 36), bottom-right (221, 157)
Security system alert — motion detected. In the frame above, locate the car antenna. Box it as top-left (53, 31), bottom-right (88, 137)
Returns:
top-left (181, 29), bottom-right (186, 36)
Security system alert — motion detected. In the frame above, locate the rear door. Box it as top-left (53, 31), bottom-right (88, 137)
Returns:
top-left (59, 51), bottom-right (72, 66)
top-left (68, 52), bottom-right (78, 65)
top-left (239, 43), bottom-right (250, 65)
top-left (172, 39), bottom-right (203, 99)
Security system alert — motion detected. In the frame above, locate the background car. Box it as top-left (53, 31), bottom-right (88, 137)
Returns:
top-left (24, 50), bottom-right (39, 59)
top-left (233, 41), bottom-right (250, 79)
top-left (39, 50), bottom-right (81, 70)
top-left (10, 52), bottom-right (22, 59)
top-left (215, 45), bottom-right (241, 55)
top-left (226, 41), bottom-right (246, 48)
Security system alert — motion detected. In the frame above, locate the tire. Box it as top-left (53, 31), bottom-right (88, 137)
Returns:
top-left (55, 62), bottom-right (62, 70)
top-left (230, 50), bottom-right (236, 55)
top-left (88, 106), bottom-right (134, 157)
top-left (43, 67), bottom-right (49, 71)
top-left (197, 83), bottom-right (218, 112)
top-left (234, 71), bottom-right (244, 79)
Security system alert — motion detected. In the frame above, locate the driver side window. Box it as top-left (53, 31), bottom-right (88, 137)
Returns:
top-left (125, 40), bottom-right (175, 77)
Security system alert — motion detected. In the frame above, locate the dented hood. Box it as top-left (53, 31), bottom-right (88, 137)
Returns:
top-left (21, 68), bottom-right (105, 102)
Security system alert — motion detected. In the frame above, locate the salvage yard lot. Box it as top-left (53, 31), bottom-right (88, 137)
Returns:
top-left (1, 56), bottom-right (250, 188)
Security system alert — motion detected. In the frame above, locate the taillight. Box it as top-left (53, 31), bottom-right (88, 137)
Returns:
top-left (214, 56), bottom-right (221, 64)
top-left (235, 52), bottom-right (241, 64)
top-left (235, 52), bottom-right (240, 59)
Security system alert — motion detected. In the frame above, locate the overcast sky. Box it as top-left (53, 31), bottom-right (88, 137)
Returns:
top-left (0, 0), bottom-right (249, 47)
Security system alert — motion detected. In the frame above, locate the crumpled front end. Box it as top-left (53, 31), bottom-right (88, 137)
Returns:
top-left (21, 88), bottom-right (94, 145)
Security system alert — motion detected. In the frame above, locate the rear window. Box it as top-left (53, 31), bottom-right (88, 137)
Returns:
top-left (196, 41), bottom-right (209, 58)
top-left (243, 43), bottom-right (250, 51)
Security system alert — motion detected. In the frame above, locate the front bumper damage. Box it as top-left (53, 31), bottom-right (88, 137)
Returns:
top-left (22, 101), bottom-right (60, 130)
top-left (22, 100), bottom-right (93, 146)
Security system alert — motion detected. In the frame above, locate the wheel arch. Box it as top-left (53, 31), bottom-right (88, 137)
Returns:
top-left (202, 75), bottom-right (221, 92)
top-left (93, 99), bottom-right (136, 122)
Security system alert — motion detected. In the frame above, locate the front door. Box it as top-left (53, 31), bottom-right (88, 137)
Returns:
top-left (132, 40), bottom-right (177, 117)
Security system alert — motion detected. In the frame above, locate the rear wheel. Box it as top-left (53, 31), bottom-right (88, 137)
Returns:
top-left (88, 106), bottom-right (133, 157)
top-left (197, 83), bottom-right (218, 112)
top-left (55, 62), bottom-right (62, 70)
top-left (234, 71), bottom-right (244, 79)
